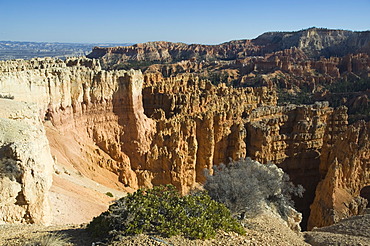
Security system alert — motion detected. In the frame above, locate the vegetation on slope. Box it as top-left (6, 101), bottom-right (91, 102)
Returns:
top-left (88, 158), bottom-right (306, 243)
top-left (88, 185), bottom-right (245, 241)
top-left (324, 78), bottom-right (370, 123)
top-left (204, 158), bottom-right (304, 219)
top-left (277, 77), bottom-right (370, 123)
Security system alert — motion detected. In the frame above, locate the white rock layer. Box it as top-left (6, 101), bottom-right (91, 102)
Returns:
top-left (0, 99), bottom-right (54, 224)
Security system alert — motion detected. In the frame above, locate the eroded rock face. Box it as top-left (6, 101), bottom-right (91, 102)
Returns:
top-left (0, 99), bottom-right (53, 224)
top-left (141, 73), bottom-right (276, 193)
top-left (308, 121), bottom-right (370, 229)
top-left (0, 57), bottom-right (368, 229)
top-left (0, 58), bottom-right (276, 195)
top-left (254, 28), bottom-right (370, 58)
top-left (245, 103), bottom-right (349, 228)
top-left (0, 58), bottom-right (158, 190)
top-left (88, 28), bottom-right (370, 69)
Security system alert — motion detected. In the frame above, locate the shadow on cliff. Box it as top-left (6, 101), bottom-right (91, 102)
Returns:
top-left (111, 70), bottom-right (155, 188)
top-left (0, 144), bottom-right (23, 183)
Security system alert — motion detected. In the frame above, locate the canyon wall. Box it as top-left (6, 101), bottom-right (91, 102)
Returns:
top-left (136, 47), bottom-right (369, 124)
top-left (0, 57), bottom-right (276, 195)
top-left (0, 58), bottom-right (154, 190)
top-left (0, 99), bottom-right (53, 224)
top-left (245, 103), bottom-right (349, 228)
top-left (0, 57), bottom-right (368, 229)
top-left (139, 47), bottom-right (370, 90)
top-left (308, 121), bottom-right (370, 229)
top-left (253, 28), bottom-right (370, 57)
top-left (88, 28), bottom-right (370, 68)
top-left (141, 73), bottom-right (276, 192)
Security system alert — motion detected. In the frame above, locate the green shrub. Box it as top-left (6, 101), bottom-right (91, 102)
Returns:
top-left (204, 158), bottom-right (304, 218)
top-left (105, 192), bottom-right (114, 197)
top-left (327, 78), bottom-right (370, 93)
top-left (277, 88), bottom-right (314, 105)
top-left (87, 184), bottom-right (245, 240)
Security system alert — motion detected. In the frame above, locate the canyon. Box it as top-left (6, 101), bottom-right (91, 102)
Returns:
top-left (0, 28), bottom-right (369, 233)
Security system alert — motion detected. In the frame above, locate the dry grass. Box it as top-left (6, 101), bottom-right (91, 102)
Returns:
top-left (24, 233), bottom-right (71, 246)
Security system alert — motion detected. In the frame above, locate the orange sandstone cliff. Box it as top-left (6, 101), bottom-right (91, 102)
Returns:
top-left (308, 121), bottom-right (370, 229)
top-left (0, 29), bottom-right (369, 230)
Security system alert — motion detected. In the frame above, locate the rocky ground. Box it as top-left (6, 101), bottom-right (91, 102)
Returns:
top-left (1, 212), bottom-right (370, 245)
top-left (304, 211), bottom-right (370, 246)
top-left (0, 213), bottom-right (308, 246)
top-left (1, 211), bottom-right (369, 246)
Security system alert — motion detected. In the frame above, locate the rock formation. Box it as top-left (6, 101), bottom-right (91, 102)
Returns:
top-left (0, 58), bottom-right (276, 195)
top-left (245, 103), bottom-right (349, 228)
top-left (308, 121), bottom-right (370, 229)
top-left (0, 27), bottom-right (369, 230)
top-left (88, 28), bottom-right (370, 68)
top-left (0, 58), bottom-right (155, 190)
top-left (135, 47), bottom-right (370, 91)
top-left (141, 73), bottom-right (276, 193)
top-left (0, 99), bottom-right (53, 224)
top-left (253, 28), bottom-right (370, 58)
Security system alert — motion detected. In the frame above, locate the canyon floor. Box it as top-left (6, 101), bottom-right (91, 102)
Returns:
top-left (1, 213), bottom-right (369, 245)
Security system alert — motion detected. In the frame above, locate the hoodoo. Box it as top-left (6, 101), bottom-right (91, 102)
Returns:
top-left (0, 28), bottom-right (369, 231)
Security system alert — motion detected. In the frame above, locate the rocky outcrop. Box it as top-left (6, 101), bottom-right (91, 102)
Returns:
top-left (87, 29), bottom-right (370, 127)
top-left (236, 49), bottom-right (370, 90)
top-left (0, 99), bottom-right (53, 224)
top-left (0, 57), bottom-right (157, 191)
top-left (94, 44), bottom-right (370, 108)
top-left (141, 73), bottom-right (276, 193)
top-left (87, 40), bottom-right (258, 68)
top-left (0, 57), bottom-right (276, 195)
top-left (253, 28), bottom-right (370, 58)
top-left (88, 28), bottom-right (370, 68)
top-left (138, 48), bottom-right (369, 124)
top-left (0, 57), bottom-right (368, 230)
top-left (245, 103), bottom-right (349, 229)
top-left (304, 213), bottom-right (370, 245)
top-left (308, 121), bottom-right (370, 229)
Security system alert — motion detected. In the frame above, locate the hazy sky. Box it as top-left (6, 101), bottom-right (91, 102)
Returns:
top-left (0, 0), bottom-right (369, 44)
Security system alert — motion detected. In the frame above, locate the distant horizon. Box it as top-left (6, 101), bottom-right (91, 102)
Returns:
top-left (2, 26), bottom-right (370, 46)
top-left (1, 0), bottom-right (369, 45)
top-left (0, 40), bottom-right (134, 45)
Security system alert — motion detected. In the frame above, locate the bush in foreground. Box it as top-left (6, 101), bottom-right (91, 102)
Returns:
top-left (87, 184), bottom-right (245, 240)
top-left (204, 158), bottom-right (304, 218)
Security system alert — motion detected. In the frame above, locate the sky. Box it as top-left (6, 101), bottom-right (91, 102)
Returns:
top-left (0, 0), bottom-right (369, 45)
